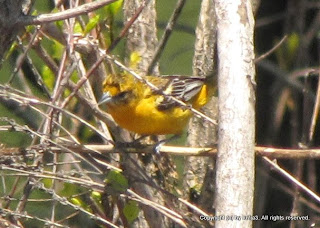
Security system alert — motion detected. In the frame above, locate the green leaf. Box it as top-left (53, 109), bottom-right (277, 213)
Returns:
top-left (60, 183), bottom-right (81, 197)
top-left (5, 41), bottom-right (18, 59)
top-left (123, 200), bottom-right (139, 224)
top-left (84, 15), bottom-right (100, 35)
top-left (70, 195), bottom-right (93, 212)
top-left (91, 191), bottom-right (101, 202)
top-left (74, 22), bottom-right (84, 34)
top-left (107, 0), bottom-right (123, 15)
top-left (41, 65), bottom-right (55, 92)
top-left (287, 33), bottom-right (299, 57)
top-left (70, 197), bottom-right (85, 207)
top-left (96, 0), bottom-right (123, 21)
top-left (51, 39), bottom-right (64, 59)
top-left (42, 178), bottom-right (53, 188)
top-left (274, 33), bottom-right (300, 69)
top-left (105, 170), bottom-right (129, 194)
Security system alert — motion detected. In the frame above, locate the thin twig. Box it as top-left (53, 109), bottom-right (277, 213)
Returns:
top-left (262, 157), bottom-right (320, 204)
top-left (256, 59), bottom-right (310, 97)
top-left (0, 208), bottom-right (67, 228)
top-left (147, 0), bottom-right (186, 75)
top-left (254, 35), bottom-right (287, 63)
top-left (0, 85), bottom-right (113, 144)
top-left (107, 0), bottom-right (151, 53)
top-left (8, 27), bottom-right (41, 84)
top-left (308, 59), bottom-right (320, 142)
top-left (126, 190), bottom-right (187, 227)
top-left (4, 141), bottom-right (320, 159)
top-left (84, 144), bottom-right (320, 159)
top-left (20, 0), bottom-right (119, 25)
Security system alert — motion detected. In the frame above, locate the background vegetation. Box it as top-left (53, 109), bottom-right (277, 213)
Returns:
top-left (0, 0), bottom-right (319, 227)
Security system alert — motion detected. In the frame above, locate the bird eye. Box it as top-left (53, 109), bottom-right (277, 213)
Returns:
top-left (116, 91), bottom-right (132, 100)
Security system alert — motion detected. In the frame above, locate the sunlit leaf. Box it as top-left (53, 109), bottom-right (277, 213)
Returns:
top-left (84, 15), bottom-right (100, 35)
top-left (41, 65), bottom-right (54, 91)
top-left (123, 200), bottom-right (139, 224)
top-left (107, 0), bottom-right (123, 15)
top-left (96, 0), bottom-right (123, 21)
top-left (74, 21), bottom-right (84, 34)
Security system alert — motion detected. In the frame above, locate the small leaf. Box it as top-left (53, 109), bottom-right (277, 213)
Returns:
top-left (60, 183), bottom-right (80, 197)
top-left (123, 200), bottom-right (139, 224)
top-left (74, 22), bottom-right (84, 34)
top-left (71, 196), bottom-right (92, 212)
top-left (51, 39), bottom-right (64, 59)
top-left (42, 178), bottom-right (53, 188)
top-left (6, 41), bottom-right (18, 59)
top-left (96, 0), bottom-right (123, 21)
top-left (107, 0), bottom-right (123, 15)
top-left (70, 197), bottom-right (84, 207)
top-left (84, 15), bottom-right (100, 35)
top-left (41, 65), bottom-right (55, 91)
top-left (287, 33), bottom-right (299, 57)
top-left (91, 191), bottom-right (101, 202)
top-left (105, 170), bottom-right (129, 194)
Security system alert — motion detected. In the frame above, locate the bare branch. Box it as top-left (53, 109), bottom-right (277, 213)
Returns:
top-left (19, 0), bottom-right (119, 25)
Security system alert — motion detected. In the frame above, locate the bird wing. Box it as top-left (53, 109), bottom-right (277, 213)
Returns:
top-left (156, 76), bottom-right (205, 110)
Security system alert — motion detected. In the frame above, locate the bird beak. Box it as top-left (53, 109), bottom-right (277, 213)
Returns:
top-left (98, 92), bottom-right (112, 105)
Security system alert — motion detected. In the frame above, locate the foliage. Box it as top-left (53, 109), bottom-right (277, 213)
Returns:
top-left (0, 0), bottom-right (320, 228)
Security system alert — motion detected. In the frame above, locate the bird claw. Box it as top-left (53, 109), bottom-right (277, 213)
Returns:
top-left (153, 135), bottom-right (180, 155)
top-left (153, 140), bottom-right (166, 155)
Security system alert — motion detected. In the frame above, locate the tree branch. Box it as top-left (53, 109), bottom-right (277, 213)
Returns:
top-left (19, 0), bottom-right (118, 25)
